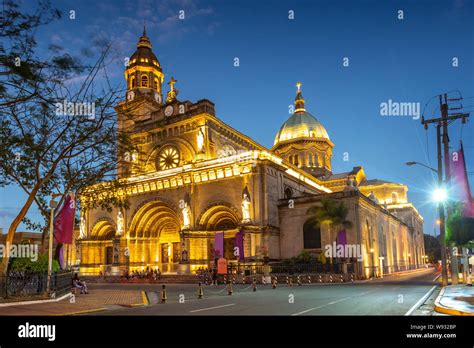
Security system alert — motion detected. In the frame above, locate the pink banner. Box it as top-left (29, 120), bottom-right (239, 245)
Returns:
top-left (336, 229), bottom-right (347, 246)
top-left (214, 232), bottom-right (224, 259)
top-left (54, 193), bottom-right (76, 244)
top-left (450, 144), bottom-right (474, 218)
top-left (234, 231), bottom-right (244, 261)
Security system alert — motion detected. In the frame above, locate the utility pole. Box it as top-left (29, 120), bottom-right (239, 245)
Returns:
top-left (440, 94), bottom-right (458, 284)
top-left (421, 93), bottom-right (469, 287)
top-left (436, 124), bottom-right (449, 287)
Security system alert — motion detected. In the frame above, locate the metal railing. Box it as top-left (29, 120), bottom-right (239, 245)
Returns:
top-left (0, 271), bottom-right (72, 300)
top-left (221, 262), bottom-right (356, 276)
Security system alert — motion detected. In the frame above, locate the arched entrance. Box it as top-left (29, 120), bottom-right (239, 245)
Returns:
top-left (128, 200), bottom-right (182, 273)
top-left (157, 221), bottom-right (181, 273)
top-left (198, 203), bottom-right (240, 264)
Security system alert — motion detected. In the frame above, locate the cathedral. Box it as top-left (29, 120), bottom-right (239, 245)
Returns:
top-left (75, 30), bottom-right (425, 279)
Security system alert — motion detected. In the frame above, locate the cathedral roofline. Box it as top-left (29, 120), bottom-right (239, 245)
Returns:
top-left (359, 179), bottom-right (407, 188)
top-left (276, 190), bottom-right (412, 227)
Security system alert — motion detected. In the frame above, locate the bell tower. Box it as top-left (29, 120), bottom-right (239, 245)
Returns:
top-left (124, 27), bottom-right (165, 104)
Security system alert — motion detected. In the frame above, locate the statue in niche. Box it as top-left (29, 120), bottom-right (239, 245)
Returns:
top-left (182, 203), bottom-right (191, 229)
top-left (197, 126), bottom-right (205, 153)
top-left (182, 192), bottom-right (191, 229)
top-left (241, 186), bottom-right (251, 223)
top-left (79, 214), bottom-right (87, 239)
top-left (116, 210), bottom-right (124, 236)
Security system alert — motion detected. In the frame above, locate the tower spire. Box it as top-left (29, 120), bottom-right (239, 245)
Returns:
top-left (294, 82), bottom-right (305, 112)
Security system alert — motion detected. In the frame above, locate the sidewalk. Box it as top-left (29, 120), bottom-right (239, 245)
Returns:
top-left (0, 289), bottom-right (146, 316)
top-left (434, 285), bottom-right (474, 316)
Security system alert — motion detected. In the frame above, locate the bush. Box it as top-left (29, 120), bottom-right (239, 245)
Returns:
top-left (9, 253), bottom-right (60, 273)
top-left (296, 250), bottom-right (313, 264)
top-left (318, 252), bottom-right (327, 264)
top-left (279, 251), bottom-right (316, 266)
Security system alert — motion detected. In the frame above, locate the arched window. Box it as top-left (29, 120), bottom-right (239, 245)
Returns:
top-left (141, 75), bottom-right (148, 87)
top-left (284, 187), bottom-right (293, 199)
top-left (154, 77), bottom-right (159, 90)
top-left (303, 220), bottom-right (321, 249)
top-left (215, 218), bottom-right (237, 231)
top-left (391, 192), bottom-right (398, 204)
top-left (294, 154), bottom-right (299, 167)
top-left (130, 76), bottom-right (136, 88)
top-left (366, 220), bottom-right (373, 250)
top-left (308, 154), bottom-right (313, 167)
top-left (289, 155), bottom-right (293, 164)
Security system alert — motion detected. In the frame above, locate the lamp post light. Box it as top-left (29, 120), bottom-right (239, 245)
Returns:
top-left (406, 160), bottom-right (449, 287)
top-left (408, 253), bottom-right (411, 270)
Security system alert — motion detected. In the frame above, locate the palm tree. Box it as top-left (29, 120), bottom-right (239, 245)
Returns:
top-left (306, 199), bottom-right (353, 231)
top-left (306, 199), bottom-right (353, 266)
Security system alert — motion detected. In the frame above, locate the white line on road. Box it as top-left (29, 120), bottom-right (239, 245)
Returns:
top-left (292, 297), bottom-right (351, 316)
top-left (404, 285), bottom-right (438, 316)
top-left (357, 288), bottom-right (380, 296)
top-left (189, 303), bottom-right (236, 313)
top-left (433, 274), bottom-right (441, 282)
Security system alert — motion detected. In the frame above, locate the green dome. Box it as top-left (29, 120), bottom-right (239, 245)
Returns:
top-left (274, 111), bottom-right (330, 146)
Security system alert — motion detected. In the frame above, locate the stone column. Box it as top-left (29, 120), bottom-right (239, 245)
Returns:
top-left (117, 237), bottom-right (129, 276)
top-left (177, 231), bottom-right (191, 274)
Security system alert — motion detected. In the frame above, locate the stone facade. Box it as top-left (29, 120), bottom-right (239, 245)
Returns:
top-left (73, 31), bottom-right (425, 278)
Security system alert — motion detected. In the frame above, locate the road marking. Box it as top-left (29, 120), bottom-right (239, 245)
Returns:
top-left (189, 303), bottom-right (236, 313)
top-left (292, 297), bottom-right (351, 316)
top-left (358, 288), bottom-right (380, 296)
top-left (404, 285), bottom-right (438, 316)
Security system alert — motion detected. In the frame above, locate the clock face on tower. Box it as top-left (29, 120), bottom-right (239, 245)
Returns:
top-left (164, 105), bottom-right (174, 117)
top-left (127, 90), bottom-right (135, 101)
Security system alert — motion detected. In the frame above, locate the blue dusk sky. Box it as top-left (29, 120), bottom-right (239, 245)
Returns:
top-left (1, 0), bottom-right (473, 237)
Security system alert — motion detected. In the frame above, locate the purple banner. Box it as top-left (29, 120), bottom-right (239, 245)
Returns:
top-left (450, 144), bottom-right (474, 218)
top-left (214, 232), bottom-right (224, 259)
top-left (54, 193), bottom-right (76, 244)
top-left (336, 229), bottom-right (347, 246)
top-left (234, 231), bottom-right (244, 261)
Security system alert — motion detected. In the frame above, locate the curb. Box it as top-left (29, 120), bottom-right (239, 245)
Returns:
top-left (59, 307), bottom-right (108, 316)
top-left (434, 287), bottom-right (474, 316)
top-left (141, 290), bottom-right (149, 305)
top-left (0, 292), bottom-right (72, 308)
top-left (128, 290), bottom-right (149, 307)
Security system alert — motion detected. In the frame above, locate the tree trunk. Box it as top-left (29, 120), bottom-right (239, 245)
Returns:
top-left (0, 184), bottom-right (42, 274)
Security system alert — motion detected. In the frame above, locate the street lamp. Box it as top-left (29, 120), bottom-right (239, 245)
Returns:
top-left (432, 187), bottom-right (447, 203)
top-left (406, 160), bottom-right (448, 286)
top-left (405, 161), bottom-right (437, 173)
top-left (408, 253), bottom-right (411, 270)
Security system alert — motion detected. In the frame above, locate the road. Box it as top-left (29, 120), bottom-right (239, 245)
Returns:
top-left (86, 268), bottom-right (441, 316)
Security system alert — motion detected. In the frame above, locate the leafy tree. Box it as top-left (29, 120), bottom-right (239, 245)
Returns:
top-left (0, 1), bottom-right (136, 273)
top-left (446, 203), bottom-right (474, 246)
top-left (423, 234), bottom-right (441, 263)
